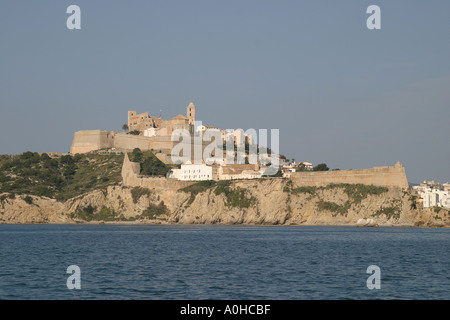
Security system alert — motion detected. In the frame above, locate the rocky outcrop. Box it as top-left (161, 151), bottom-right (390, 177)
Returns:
top-left (1, 179), bottom-right (449, 227)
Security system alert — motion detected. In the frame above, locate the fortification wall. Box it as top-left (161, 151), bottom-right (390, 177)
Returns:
top-left (71, 129), bottom-right (220, 160)
top-left (289, 162), bottom-right (409, 189)
top-left (70, 130), bottom-right (115, 154)
top-left (149, 136), bottom-right (174, 154)
top-left (114, 133), bottom-right (152, 151)
top-left (121, 153), bottom-right (194, 190)
top-left (133, 176), bottom-right (195, 190)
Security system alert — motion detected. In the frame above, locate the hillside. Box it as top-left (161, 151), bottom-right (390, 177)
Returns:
top-left (1, 175), bottom-right (449, 227)
top-left (0, 149), bottom-right (173, 202)
top-left (0, 152), bottom-right (125, 201)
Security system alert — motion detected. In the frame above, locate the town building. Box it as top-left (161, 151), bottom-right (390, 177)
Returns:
top-left (420, 188), bottom-right (450, 208)
top-left (217, 163), bottom-right (261, 180)
top-left (167, 162), bottom-right (213, 181)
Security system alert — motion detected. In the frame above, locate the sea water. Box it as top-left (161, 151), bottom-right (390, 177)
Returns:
top-left (0, 225), bottom-right (448, 299)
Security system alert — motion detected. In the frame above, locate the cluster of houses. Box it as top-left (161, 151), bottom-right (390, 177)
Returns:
top-left (166, 158), bottom-right (314, 181)
top-left (412, 180), bottom-right (450, 209)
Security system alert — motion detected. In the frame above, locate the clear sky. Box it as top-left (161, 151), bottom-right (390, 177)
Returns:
top-left (0, 0), bottom-right (449, 183)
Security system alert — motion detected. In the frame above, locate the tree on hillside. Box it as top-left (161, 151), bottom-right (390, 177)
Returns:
top-left (313, 163), bottom-right (329, 171)
top-left (122, 124), bottom-right (129, 132)
top-left (132, 148), bottom-right (143, 163)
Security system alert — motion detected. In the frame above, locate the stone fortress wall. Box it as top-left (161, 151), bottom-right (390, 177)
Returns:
top-left (70, 102), bottom-right (204, 157)
top-left (289, 162), bottom-right (409, 189)
top-left (121, 153), bottom-right (195, 190)
top-left (121, 148), bottom-right (409, 191)
top-left (70, 130), bottom-right (116, 154)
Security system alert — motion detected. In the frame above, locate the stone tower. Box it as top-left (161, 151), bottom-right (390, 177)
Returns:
top-left (187, 102), bottom-right (196, 125)
top-left (128, 111), bottom-right (136, 129)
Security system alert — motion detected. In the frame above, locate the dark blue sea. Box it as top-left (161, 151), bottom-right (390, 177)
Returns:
top-left (0, 225), bottom-right (448, 300)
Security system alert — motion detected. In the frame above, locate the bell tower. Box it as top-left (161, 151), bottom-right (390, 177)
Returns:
top-left (187, 102), bottom-right (196, 125)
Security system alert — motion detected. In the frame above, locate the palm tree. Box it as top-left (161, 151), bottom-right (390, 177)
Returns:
top-left (122, 124), bottom-right (129, 132)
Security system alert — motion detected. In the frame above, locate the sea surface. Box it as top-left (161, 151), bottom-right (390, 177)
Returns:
top-left (0, 225), bottom-right (448, 300)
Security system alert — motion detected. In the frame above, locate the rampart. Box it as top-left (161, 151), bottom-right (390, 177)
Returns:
top-left (71, 131), bottom-right (211, 161)
top-left (121, 153), bottom-right (195, 190)
top-left (289, 162), bottom-right (409, 189)
top-left (114, 133), bottom-right (153, 152)
top-left (70, 130), bottom-right (115, 154)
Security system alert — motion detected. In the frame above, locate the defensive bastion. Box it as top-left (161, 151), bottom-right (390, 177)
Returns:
top-left (289, 162), bottom-right (409, 189)
top-left (121, 151), bottom-right (409, 190)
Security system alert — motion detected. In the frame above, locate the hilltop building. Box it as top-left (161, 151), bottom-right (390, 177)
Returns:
top-left (70, 102), bottom-right (214, 160)
top-left (167, 162), bottom-right (213, 181)
top-left (128, 102), bottom-right (195, 135)
top-left (70, 102), bottom-right (262, 167)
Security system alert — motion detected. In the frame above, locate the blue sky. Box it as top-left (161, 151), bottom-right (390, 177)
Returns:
top-left (0, 0), bottom-right (449, 183)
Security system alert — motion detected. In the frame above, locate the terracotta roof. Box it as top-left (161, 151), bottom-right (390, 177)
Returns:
top-left (171, 114), bottom-right (188, 120)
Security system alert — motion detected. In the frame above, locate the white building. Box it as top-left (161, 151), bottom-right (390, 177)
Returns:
top-left (196, 124), bottom-right (221, 136)
top-left (221, 129), bottom-right (255, 145)
top-left (300, 162), bottom-right (314, 170)
top-left (167, 163), bottom-right (213, 181)
top-left (420, 188), bottom-right (449, 208)
top-left (143, 127), bottom-right (158, 137)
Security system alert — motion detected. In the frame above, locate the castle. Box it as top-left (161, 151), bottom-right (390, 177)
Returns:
top-left (70, 102), bottom-right (257, 164)
top-left (70, 101), bottom-right (410, 189)
top-left (128, 102), bottom-right (195, 135)
top-left (70, 102), bottom-right (208, 161)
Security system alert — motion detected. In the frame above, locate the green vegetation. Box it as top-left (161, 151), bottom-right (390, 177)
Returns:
top-left (131, 186), bottom-right (151, 204)
top-left (181, 179), bottom-right (255, 209)
top-left (69, 201), bottom-right (168, 222)
top-left (291, 186), bottom-right (318, 195)
top-left (317, 200), bottom-right (351, 216)
top-left (284, 182), bottom-right (387, 203)
top-left (128, 130), bottom-right (141, 135)
top-left (214, 181), bottom-right (256, 208)
top-left (128, 148), bottom-right (170, 176)
top-left (433, 206), bottom-right (442, 213)
top-left (409, 195), bottom-right (418, 210)
top-left (283, 180), bottom-right (293, 192)
top-left (70, 205), bottom-right (96, 221)
top-left (372, 205), bottom-right (401, 220)
top-left (313, 163), bottom-right (329, 171)
top-left (140, 201), bottom-right (168, 219)
top-left (0, 152), bottom-right (124, 201)
top-left (283, 181), bottom-right (318, 195)
top-left (95, 206), bottom-right (120, 221)
top-left (214, 180), bottom-right (231, 195)
top-left (23, 195), bottom-right (33, 205)
top-left (295, 163), bottom-right (309, 172)
top-left (323, 183), bottom-right (388, 204)
top-left (283, 182), bottom-right (390, 216)
top-left (69, 205), bottom-right (122, 222)
top-left (181, 180), bottom-right (217, 194)
top-left (180, 180), bottom-right (217, 207)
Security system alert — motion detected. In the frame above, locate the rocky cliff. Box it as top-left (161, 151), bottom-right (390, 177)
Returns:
top-left (1, 179), bottom-right (448, 227)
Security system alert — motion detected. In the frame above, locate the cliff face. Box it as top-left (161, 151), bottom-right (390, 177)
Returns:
top-left (1, 179), bottom-right (449, 227)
